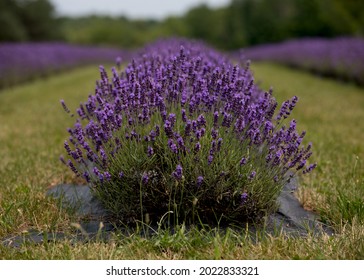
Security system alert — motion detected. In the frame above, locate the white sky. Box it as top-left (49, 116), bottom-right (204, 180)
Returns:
top-left (49, 0), bottom-right (231, 20)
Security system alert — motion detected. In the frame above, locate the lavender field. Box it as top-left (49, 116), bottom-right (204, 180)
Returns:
top-left (0, 42), bottom-right (129, 88)
top-left (0, 37), bottom-right (364, 260)
top-left (2, 37), bottom-right (363, 90)
top-left (240, 37), bottom-right (364, 86)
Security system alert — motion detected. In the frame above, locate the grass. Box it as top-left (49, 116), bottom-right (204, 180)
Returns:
top-left (0, 62), bottom-right (364, 259)
top-left (252, 63), bottom-right (364, 228)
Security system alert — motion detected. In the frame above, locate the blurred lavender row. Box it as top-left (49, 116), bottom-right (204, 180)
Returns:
top-left (0, 42), bottom-right (129, 88)
top-left (239, 37), bottom-right (364, 86)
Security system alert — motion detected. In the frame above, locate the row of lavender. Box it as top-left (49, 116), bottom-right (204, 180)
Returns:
top-left (2, 37), bottom-right (362, 89)
top-left (0, 42), bottom-right (129, 88)
top-left (61, 38), bottom-right (315, 226)
top-left (239, 37), bottom-right (364, 86)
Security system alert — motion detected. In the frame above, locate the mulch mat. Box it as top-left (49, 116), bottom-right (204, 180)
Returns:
top-left (2, 178), bottom-right (334, 248)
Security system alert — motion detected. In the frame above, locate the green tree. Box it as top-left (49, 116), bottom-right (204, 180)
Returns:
top-left (184, 4), bottom-right (229, 49)
top-left (17, 0), bottom-right (61, 40)
top-left (0, 0), bottom-right (27, 41)
top-left (0, 0), bottom-right (61, 42)
top-left (224, 0), bottom-right (362, 48)
top-left (331, 0), bottom-right (364, 35)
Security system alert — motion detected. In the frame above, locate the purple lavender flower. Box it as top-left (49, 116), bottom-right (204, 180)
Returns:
top-left (303, 151), bottom-right (313, 161)
top-left (142, 172), bottom-right (149, 185)
top-left (172, 164), bottom-right (183, 180)
top-left (240, 157), bottom-right (247, 166)
top-left (168, 139), bottom-right (178, 154)
top-left (211, 128), bottom-right (218, 139)
top-left (264, 121), bottom-right (273, 137)
top-left (93, 167), bottom-right (103, 181)
top-left (288, 119), bottom-right (297, 134)
top-left (70, 150), bottom-right (80, 161)
top-left (195, 129), bottom-right (204, 140)
top-left (248, 171), bottom-right (256, 180)
top-left (210, 140), bottom-right (216, 154)
top-left (194, 142), bottom-right (201, 153)
top-left (155, 125), bottom-right (160, 136)
top-left (76, 105), bottom-right (87, 119)
top-left (208, 155), bottom-right (214, 165)
top-left (100, 148), bottom-right (107, 165)
top-left (168, 113), bottom-right (176, 126)
top-left (200, 127), bottom-right (206, 137)
top-left (177, 136), bottom-right (185, 150)
top-left (60, 100), bottom-right (70, 114)
top-left (59, 155), bottom-right (66, 165)
top-left (276, 102), bottom-right (287, 121)
top-left (83, 172), bottom-right (91, 182)
top-left (67, 160), bottom-right (78, 175)
top-left (267, 102), bottom-right (278, 120)
top-left (116, 56), bottom-right (122, 70)
top-left (64, 140), bottom-right (72, 156)
top-left (197, 176), bottom-right (204, 187)
top-left (184, 120), bottom-right (192, 137)
top-left (164, 120), bottom-right (173, 138)
top-left (266, 153), bottom-right (273, 163)
top-left (296, 159), bottom-right (307, 171)
top-left (303, 163), bottom-right (317, 174)
top-left (147, 146), bottom-right (154, 157)
top-left (197, 114), bottom-right (206, 127)
top-left (289, 96), bottom-right (298, 111)
top-left (149, 129), bottom-right (157, 141)
top-left (213, 111), bottom-right (219, 126)
top-left (241, 192), bottom-right (248, 204)
top-left (217, 138), bottom-right (223, 151)
top-left (192, 120), bottom-right (198, 132)
top-left (273, 150), bottom-right (283, 166)
top-left (128, 117), bottom-right (134, 126)
top-left (222, 112), bottom-right (232, 127)
top-left (181, 109), bottom-right (187, 122)
top-left (104, 172), bottom-right (112, 181)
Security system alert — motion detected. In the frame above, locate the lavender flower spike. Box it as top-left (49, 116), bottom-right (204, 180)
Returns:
top-left (172, 164), bottom-right (183, 180)
top-left (147, 146), bottom-right (154, 157)
top-left (303, 163), bottom-right (317, 174)
top-left (142, 172), bottom-right (149, 185)
top-left (197, 176), bottom-right (204, 187)
top-left (60, 100), bottom-right (70, 114)
top-left (241, 192), bottom-right (248, 204)
top-left (248, 171), bottom-right (256, 180)
top-left (240, 157), bottom-right (247, 166)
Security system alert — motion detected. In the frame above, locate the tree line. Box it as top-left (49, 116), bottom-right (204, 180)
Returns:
top-left (0, 0), bottom-right (62, 41)
top-left (1, 0), bottom-right (363, 49)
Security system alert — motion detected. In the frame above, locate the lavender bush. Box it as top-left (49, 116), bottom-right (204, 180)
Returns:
top-left (0, 42), bottom-right (128, 88)
top-left (61, 38), bottom-right (316, 227)
top-left (239, 37), bottom-right (364, 86)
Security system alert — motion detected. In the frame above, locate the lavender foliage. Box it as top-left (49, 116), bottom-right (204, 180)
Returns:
top-left (61, 38), bottom-right (315, 226)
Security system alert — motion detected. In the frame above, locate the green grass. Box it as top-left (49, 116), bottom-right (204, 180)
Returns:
top-left (252, 63), bottom-right (364, 228)
top-left (1, 63), bottom-right (364, 259)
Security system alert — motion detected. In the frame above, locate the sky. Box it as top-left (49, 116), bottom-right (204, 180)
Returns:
top-left (49, 0), bottom-right (231, 20)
